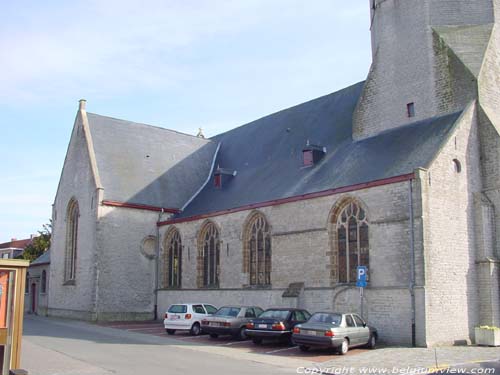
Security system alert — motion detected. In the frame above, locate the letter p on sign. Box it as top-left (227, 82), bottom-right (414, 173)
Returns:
top-left (356, 266), bottom-right (367, 287)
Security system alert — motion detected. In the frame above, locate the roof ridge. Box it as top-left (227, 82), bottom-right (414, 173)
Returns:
top-left (86, 112), bottom-right (213, 142)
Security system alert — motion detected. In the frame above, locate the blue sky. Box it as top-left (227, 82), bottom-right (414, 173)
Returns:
top-left (0, 1), bottom-right (371, 243)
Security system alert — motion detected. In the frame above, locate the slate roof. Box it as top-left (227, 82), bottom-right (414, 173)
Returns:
top-left (30, 250), bottom-right (50, 267)
top-left (86, 114), bottom-right (218, 209)
top-left (178, 81), bottom-right (462, 218)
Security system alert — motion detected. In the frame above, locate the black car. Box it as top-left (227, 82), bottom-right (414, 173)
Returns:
top-left (245, 308), bottom-right (311, 344)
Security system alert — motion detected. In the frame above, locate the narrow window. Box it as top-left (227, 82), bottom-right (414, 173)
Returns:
top-left (25, 272), bottom-right (30, 294)
top-left (407, 102), bottom-right (415, 118)
top-left (165, 229), bottom-right (182, 288)
top-left (41, 270), bottom-right (47, 293)
top-left (65, 199), bottom-right (79, 283)
top-left (335, 201), bottom-right (369, 283)
top-left (453, 159), bottom-right (462, 173)
top-left (244, 213), bottom-right (271, 286)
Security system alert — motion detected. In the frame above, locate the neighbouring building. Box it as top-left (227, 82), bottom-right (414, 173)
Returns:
top-left (46, 0), bottom-right (500, 347)
top-left (0, 236), bottom-right (35, 259)
top-left (25, 250), bottom-right (50, 315)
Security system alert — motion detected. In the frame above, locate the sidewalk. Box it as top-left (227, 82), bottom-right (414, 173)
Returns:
top-left (306, 346), bottom-right (500, 374)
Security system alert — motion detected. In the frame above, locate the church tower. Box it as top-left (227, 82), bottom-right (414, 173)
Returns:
top-left (353, 0), bottom-right (498, 140)
top-left (353, 0), bottom-right (500, 333)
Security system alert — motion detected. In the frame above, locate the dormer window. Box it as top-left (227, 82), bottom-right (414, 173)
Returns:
top-left (303, 150), bottom-right (314, 167)
top-left (214, 167), bottom-right (237, 189)
top-left (214, 174), bottom-right (222, 188)
top-left (302, 142), bottom-right (326, 167)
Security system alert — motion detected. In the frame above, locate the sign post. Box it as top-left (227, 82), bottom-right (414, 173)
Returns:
top-left (356, 266), bottom-right (368, 318)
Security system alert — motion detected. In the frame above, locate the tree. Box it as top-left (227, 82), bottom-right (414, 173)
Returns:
top-left (18, 221), bottom-right (51, 262)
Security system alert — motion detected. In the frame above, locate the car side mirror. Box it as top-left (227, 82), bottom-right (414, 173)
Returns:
top-left (363, 323), bottom-right (367, 328)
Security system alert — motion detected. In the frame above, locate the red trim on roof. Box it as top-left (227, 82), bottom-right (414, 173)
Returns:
top-left (101, 200), bottom-right (181, 214)
top-left (158, 173), bottom-right (415, 227)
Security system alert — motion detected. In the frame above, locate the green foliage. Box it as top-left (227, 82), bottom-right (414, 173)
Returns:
top-left (17, 221), bottom-right (52, 262)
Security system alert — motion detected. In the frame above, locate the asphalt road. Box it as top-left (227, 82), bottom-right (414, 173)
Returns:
top-left (21, 315), bottom-right (295, 375)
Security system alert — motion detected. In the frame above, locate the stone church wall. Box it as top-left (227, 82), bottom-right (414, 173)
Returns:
top-left (158, 180), bottom-right (419, 345)
top-left (48, 114), bottom-right (100, 320)
top-left (422, 103), bottom-right (482, 346)
top-left (94, 205), bottom-right (161, 321)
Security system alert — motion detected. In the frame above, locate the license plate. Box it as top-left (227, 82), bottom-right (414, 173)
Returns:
top-left (170, 315), bottom-right (180, 320)
top-left (303, 330), bottom-right (318, 336)
top-left (210, 322), bottom-right (220, 326)
top-left (258, 324), bottom-right (268, 329)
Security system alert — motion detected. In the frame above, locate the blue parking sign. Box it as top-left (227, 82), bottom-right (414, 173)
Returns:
top-left (356, 266), bottom-right (368, 288)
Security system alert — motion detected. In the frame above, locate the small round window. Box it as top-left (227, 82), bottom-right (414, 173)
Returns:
top-left (141, 236), bottom-right (157, 259)
top-left (453, 159), bottom-right (462, 173)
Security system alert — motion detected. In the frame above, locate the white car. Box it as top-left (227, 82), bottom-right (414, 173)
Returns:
top-left (164, 303), bottom-right (217, 336)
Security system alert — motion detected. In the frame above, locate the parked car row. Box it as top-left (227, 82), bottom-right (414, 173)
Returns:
top-left (163, 303), bottom-right (378, 355)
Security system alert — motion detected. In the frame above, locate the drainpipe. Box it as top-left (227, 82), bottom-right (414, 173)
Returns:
top-left (408, 179), bottom-right (416, 347)
top-left (154, 209), bottom-right (164, 321)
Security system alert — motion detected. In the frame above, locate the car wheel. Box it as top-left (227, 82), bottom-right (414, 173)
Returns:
top-left (252, 338), bottom-right (263, 345)
top-left (366, 334), bottom-right (376, 349)
top-left (190, 323), bottom-right (201, 336)
top-left (338, 338), bottom-right (349, 355)
top-left (237, 327), bottom-right (247, 341)
top-left (209, 333), bottom-right (218, 339)
top-left (299, 345), bottom-right (310, 352)
top-left (166, 329), bottom-right (176, 335)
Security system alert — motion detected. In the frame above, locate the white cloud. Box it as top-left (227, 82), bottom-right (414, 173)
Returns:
top-left (0, 1), bottom-right (369, 103)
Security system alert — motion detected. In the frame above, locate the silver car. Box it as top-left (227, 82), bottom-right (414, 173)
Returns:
top-left (201, 305), bottom-right (264, 340)
top-left (292, 312), bottom-right (377, 355)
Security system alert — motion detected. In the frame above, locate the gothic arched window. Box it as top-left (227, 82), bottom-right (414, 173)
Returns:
top-left (334, 200), bottom-right (369, 283)
top-left (197, 222), bottom-right (220, 288)
top-left (164, 228), bottom-right (182, 288)
top-left (243, 212), bottom-right (271, 286)
top-left (65, 199), bottom-right (79, 283)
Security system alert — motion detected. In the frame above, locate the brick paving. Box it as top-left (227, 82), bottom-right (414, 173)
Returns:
top-left (309, 347), bottom-right (500, 374)
top-left (98, 320), bottom-right (500, 373)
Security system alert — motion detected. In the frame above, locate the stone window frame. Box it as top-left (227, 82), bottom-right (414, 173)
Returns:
top-left (41, 270), bottom-right (47, 294)
top-left (162, 227), bottom-right (182, 289)
top-left (329, 196), bottom-right (370, 285)
top-left (64, 198), bottom-right (79, 285)
top-left (242, 210), bottom-right (272, 287)
top-left (196, 220), bottom-right (221, 289)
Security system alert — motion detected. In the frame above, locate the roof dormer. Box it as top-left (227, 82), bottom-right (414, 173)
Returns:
top-left (214, 166), bottom-right (237, 189)
top-left (302, 141), bottom-right (326, 167)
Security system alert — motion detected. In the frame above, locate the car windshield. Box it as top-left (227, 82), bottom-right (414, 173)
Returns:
top-left (215, 307), bottom-right (241, 317)
top-left (259, 310), bottom-right (289, 320)
top-left (168, 305), bottom-right (187, 314)
top-left (308, 313), bottom-right (342, 325)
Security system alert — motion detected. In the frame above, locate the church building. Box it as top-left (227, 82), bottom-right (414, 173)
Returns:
top-left (47, 0), bottom-right (500, 347)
